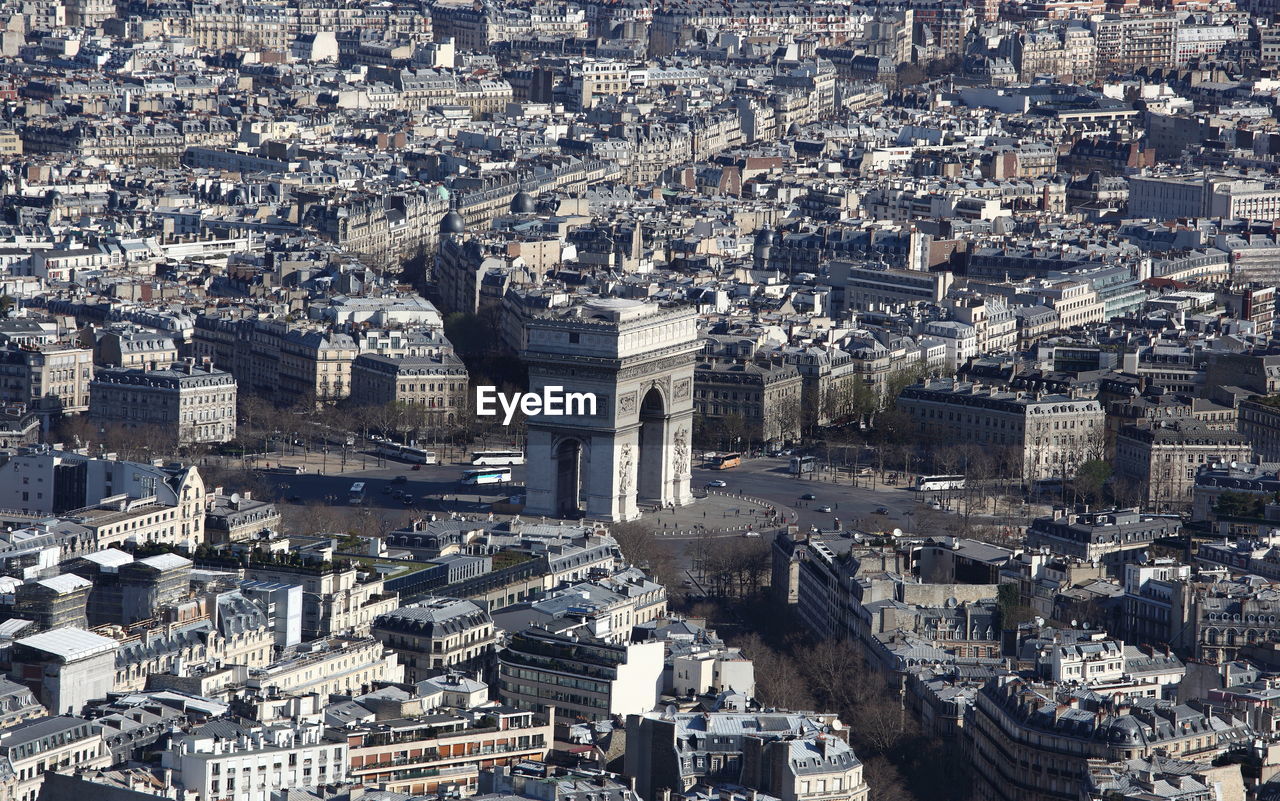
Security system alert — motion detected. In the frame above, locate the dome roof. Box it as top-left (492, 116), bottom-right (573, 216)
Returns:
top-left (754, 229), bottom-right (776, 247)
top-left (1106, 716), bottom-right (1145, 745)
top-left (510, 191), bottom-right (536, 214)
top-left (440, 211), bottom-right (465, 234)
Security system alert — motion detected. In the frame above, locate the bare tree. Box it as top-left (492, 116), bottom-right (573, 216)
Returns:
top-left (863, 757), bottom-right (914, 801)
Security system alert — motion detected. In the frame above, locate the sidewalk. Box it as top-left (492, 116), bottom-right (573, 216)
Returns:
top-left (638, 490), bottom-right (792, 538)
top-left (789, 466), bottom-right (916, 494)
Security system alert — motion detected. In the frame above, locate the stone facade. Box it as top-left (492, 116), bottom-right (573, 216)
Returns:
top-left (522, 300), bottom-right (699, 521)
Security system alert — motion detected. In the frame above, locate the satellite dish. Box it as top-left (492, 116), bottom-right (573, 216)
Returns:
top-left (892, 528), bottom-right (903, 538)
top-left (230, 493), bottom-right (241, 504)
top-left (1071, 619), bottom-right (1079, 627)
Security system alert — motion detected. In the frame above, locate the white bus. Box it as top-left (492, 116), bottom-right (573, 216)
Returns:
top-left (789, 455), bottom-right (816, 475)
top-left (376, 443), bottom-right (437, 464)
top-left (348, 482), bottom-right (366, 503)
top-left (460, 467), bottom-right (513, 486)
top-left (470, 450), bottom-right (525, 466)
top-left (915, 475), bottom-right (965, 492)
top-left (399, 446), bottom-right (437, 464)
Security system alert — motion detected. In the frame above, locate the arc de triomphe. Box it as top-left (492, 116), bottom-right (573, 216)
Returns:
top-left (521, 299), bottom-right (699, 521)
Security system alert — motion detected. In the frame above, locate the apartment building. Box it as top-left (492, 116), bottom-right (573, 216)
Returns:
top-left (770, 345), bottom-right (866, 428)
top-left (626, 711), bottom-right (869, 801)
top-left (113, 591), bottom-right (276, 693)
top-left (348, 353), bottom-right (469, 420)
top-left (89, 360), bottom-right (237, 446)
top-left (948, 295), bottom-right (1018, 357)
top-left (0, 344), bottom-right (93, 416)
top-left (693, 359), bottom-right (804, 445)
top-left (92, 326), bottom-right (178, 369)
top-left (968, 676), bottom-right (1249, 801)
top-left (343, 707), bottom-right (552, 796)
top-left (244, 637), bottom-right (402, 698)
top-left (896, 379), bottom-right (1105, 481)
top-left (204, 492), bottom-right (280, 545)
top-left (1237, 397), bottom-right (1280, 462)
top-left (1194, 579), bottom-right (1280, 663)
top-left (239, 557), bottom-right (398, 640)
top-left (191, 315), bottom-right (358, 402)
top-left (1090, 14), bottom-right (1177, 73)
top-left (1025, 508), bottom-right (1181, 573)
top-left (162, 722), bottom-right (346, 801)
top-left (828, 262), bottom-right (954, 314)
top-left (1114, 421), bottom-right (1253, 510)
top-left (1120, 561), bottom-right (1193, 650)
top-left (1013, 24), bottom-right (1096, 83)
top-left (497, 627), bottom-right (663, 723)
top-left (371, 599), bottom-right (497, 683)
top-left (0, 716), bottom-right (110, 801)
top-left (0, 448), bottom-right (207, 548)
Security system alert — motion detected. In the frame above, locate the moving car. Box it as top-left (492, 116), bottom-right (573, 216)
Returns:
top-left (800, 493), bottom-right (817, 500)
top-left (392, 476), bottom-right (408, 484)
top-left (705, 479), bottom-right (727, 488)
top-left (816, 505), bottom-right (832, 513)
top-left (874, 507), bottom-right (889, 515)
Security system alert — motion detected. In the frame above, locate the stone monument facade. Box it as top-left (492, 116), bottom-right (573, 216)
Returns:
top-left (521, 299), bottom-right (699, 521)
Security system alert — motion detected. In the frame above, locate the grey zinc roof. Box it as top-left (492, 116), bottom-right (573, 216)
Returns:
top-left (15, 628), bottom-right (117, 661)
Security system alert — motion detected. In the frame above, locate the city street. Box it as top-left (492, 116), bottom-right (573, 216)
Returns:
top-left (243, 449), bottom-right (934, 536)
top-left (690, 458), bottom-right (923, 534)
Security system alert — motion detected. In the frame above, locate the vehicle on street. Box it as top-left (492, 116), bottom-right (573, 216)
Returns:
top-left (709, 452), bottom-right (742, 470)
top-left (461, 467), bottom-right (513, 486)
top-left (800, 493), bottom-right (817, 500)
top-left (789, 455), bottom-right (816, 475)
top-left (402, 494), bottom-right (415, 505)
top-left (471, 450), bottom-right (525, 466)
top-left (377, 443), bottom-right (437, 464)
top-left (392, 476), bottom-right (407, 484)
top-left (381, 486), bottom-right (392, 495)
top-left (348, 482), bottom-right (366, 504)
top-left (705, 479), bottom-right (727, 488)
top-left (874, 507), bottom-right (889, 515)
top-left (816, 505), bottom-right (832, 513)
top-left (915, 474), bottom-right (965, 492)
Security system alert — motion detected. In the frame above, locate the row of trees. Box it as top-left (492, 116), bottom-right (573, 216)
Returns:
top-left (729, 605), bottom-right (974, 801)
